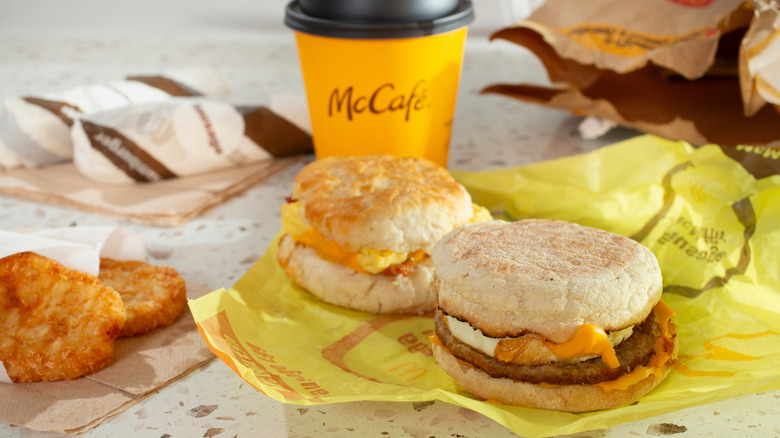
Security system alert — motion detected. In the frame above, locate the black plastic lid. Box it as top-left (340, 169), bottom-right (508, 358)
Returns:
top-left (284, 0), bottom-right (474, 39)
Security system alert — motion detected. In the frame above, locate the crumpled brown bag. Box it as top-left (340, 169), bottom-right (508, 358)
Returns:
top-left (484, 0), bottom-right (780, 147)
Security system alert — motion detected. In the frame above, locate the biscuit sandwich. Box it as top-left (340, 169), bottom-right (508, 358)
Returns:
top-left (429, 219), bottom-right (678, 412)
top-left (276, 154), bottom-right (492, 314)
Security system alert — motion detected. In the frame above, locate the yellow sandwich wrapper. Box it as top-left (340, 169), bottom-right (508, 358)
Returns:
top-left (188, 134), bottom-right (780, 437)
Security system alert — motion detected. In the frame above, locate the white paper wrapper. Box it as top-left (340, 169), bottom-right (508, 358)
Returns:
top-left (0, 227), bottom-right (145, 275)
top-left (71, 96), bottom-right (312, 184)
top-left (0, 68), bottom-right (230, 170)
top-left (740, 0), bottom-right (780, 116)
top-left (269, 94), bottom-right (312, 134)
top-left (0, 226), bottom-right (145, 383)
top-left (0, 366), bottom-right (11, 384)
top-left (578, 116), bottom-right (619, 140)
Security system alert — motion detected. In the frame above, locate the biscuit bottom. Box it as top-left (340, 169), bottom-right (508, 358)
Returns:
top-left (276, 234), bottom-right (436, 315)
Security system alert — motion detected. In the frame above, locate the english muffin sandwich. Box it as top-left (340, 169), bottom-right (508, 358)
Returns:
top-left (430, 219), bottom-right (677, 412)
top-left (276, 155), bottom-right (492, 314)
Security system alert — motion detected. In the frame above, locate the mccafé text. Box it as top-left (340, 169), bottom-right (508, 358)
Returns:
top-left (328, 80), bottom-right (430, 122)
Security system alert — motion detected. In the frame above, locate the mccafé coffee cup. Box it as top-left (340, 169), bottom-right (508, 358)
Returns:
top-left (285, 0), bottom-right (474, 167)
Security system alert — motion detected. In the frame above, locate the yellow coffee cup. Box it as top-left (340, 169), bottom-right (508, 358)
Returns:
top-left (285, 0), bottom-right (474, 168)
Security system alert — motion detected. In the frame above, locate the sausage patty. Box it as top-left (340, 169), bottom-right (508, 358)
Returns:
top-left (434, 308), bottom-right (661, 386)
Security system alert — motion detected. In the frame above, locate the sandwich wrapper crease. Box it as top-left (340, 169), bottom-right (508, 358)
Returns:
top-left (188, 134), bottom-right (780, 437)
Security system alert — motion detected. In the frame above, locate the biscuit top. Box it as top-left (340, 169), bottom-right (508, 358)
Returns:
top-left (432, 219), bottom-right (663, 342)
top-left (290, 155), bottom-right (474, 253)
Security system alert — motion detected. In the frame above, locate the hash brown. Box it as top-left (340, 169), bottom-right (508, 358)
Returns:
top-left (98, 258), bottom-right (187, 337)
top-left (0, 252), bottom-right (126, 382)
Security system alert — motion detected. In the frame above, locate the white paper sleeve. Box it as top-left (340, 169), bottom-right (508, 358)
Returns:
top-left (0, 68), bottom-right (229, 170)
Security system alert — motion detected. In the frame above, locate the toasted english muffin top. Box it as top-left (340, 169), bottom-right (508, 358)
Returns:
top-left (432, 219), bottom-right (663, 342)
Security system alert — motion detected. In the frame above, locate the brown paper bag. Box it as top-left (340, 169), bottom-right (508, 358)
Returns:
top-left (484, 0), bottom-right (780, 147)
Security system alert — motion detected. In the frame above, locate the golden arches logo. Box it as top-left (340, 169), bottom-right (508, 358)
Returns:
top-left (562, 24), bottom-right (717, 57)
top-left (390, 362), bottom-right (428, 382)
top-left (689, 179), bottom-right (707, 204)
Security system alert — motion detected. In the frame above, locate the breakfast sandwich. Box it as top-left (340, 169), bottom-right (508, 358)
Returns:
top-left (429, 219), bottom-right (678, 412)
top-left (276, 154), bottom-right (492, 314)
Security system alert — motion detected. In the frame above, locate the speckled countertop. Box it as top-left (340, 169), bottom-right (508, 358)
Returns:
top-left (1, 1), bottom-right (779, 437)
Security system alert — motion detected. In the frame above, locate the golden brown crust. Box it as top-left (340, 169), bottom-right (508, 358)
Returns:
top-left (290, 155), bottom-right (473, 253)
top-left (0, 252), bottom-right (126, 382)
top-left (98, 258), bottom-right (188, 337)
top-left (432, 340), bottom-right (678, 412)
top-left (432, 219), bottom-right (663, 342)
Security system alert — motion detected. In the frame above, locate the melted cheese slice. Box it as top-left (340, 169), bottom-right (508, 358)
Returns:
top-left (281, 201), bottom-right (492, 274)
top-left (525, 324), bottom-right (620, 368)
top-left (445, 314), bottom-right (633, 368)
top-left (596, 300), bottom-right (676, 392)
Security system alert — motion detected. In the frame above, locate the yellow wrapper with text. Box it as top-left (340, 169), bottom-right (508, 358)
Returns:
top-left (189, 135), bottom-right (780, 437)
